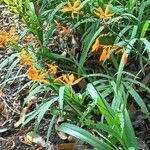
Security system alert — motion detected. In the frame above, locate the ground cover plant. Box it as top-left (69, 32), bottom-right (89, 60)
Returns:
top-left (0, 0), bottom-right (150, 149)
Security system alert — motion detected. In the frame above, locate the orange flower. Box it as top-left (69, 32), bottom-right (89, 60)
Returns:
top-left (123, 50), bottom-right (127, 64)
top-left (55, 74), bottom-right (82, 85)
top-left (20, 49), bottom-right (32, 66)
top-left (0, 35), bottom-right (6, 47)
top-left (27, 67), bottom-right (38, 80)
top-left (59, 26), bottom-right (70, 34)
top-left (1, 28), bottom-right (8, 36)
top-left (0, 29), bottom-right (7, 47)
top-left (38, 73), bottom-right (49, 83)
top-left (6, 27), bottom-right (17, 43)
top-left (91, 38), bottom-right (100, 52)
top-left (60, 0), bottom-right (82, 19)
top-left (94, 5), bottom-right (114, 21)
top-left (55, 21), bottom-right (70, 34)
top-left (27, 67), bottom-right (48, 83)
top-left (0, 27), bottom-right (17, 47)
top-left (99, 46), bottom-right (111, 62)
top-left (107, 48), bottom-right (110, 59)
top-left (99, 49), bottom-right (107, 62)
top-left (47, 63), bottom-right (58, 75)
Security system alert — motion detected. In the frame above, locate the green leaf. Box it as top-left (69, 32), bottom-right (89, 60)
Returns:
top-left (48, 2), bottom-right (65, 23)
top-left (130, 25), bottom-right (138, 40)
top-left (116, 38), bottom-right (137, 88)
top-left (0, 74), bottom-right (26, 87)
top-left (138, 0), bottom-right (150, 21)
top-left (140, 21), bottom-right (149, 38)
top-left (82, 119), bottom-right (120, 141)
top-left (58, 123), bottom-right (115, 150)
top-left (87, 83), bottom-right (114, 125)
top-left (124, 78), bottom-right (150, 92)
top-left (123, 109), bottom-right (138, 149)
top-left (46, 115), bottom-right (57, 148)
top-left (59, 86), bottom-right (65, 115)
top-left (5, 58), bottom-right (19, 80)
top-left (115, 26), bottom-right (132, 43)
top-left (78, 26), bottom-right (104, 74)
top-left (140, 38), bottom-right (150, 59)
top-left (0, 53), bottom-right (19, 71)
top-left (23, 85), bottom-right (51, 105)
top-left (23, 97), bottom-right (58, 126)
top-left (34, 97), bottom-right (58, 134)
top-left (124, 84), bottom-right (150, 119)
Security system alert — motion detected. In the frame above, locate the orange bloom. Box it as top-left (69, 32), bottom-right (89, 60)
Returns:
top-left (6, 27), bottom-right (17, 43)
top-left (99, 46), bottom-right (111, 62)
top-left (55, 74), bottom-right (82, 85)
top-left (99, 49), bottom-right (107, 62)
top-left (94, 5), bottom-right (114, 21)
top-left (60, 0), bottom-right (82, 19)
top-left (27, 67), bottom-right (48, 83)
top-left (91, 38), bottom-right (100, 52)
top-left (47, 63), bottom-right (58, 75)
top-left (123, 50), bottom-right (127, 64)
top-left (55, 21), bottom-right (70, 34)
top-left (27, 67), bottom-right (38, 80)
top-left (20, 49), bottom-right (32, 66)
top-left (0, 35), bottom-right (6, 47)
top-left (107, 48), bottom-right (110, 59)
top-left (59, 26), bottom-right (69, 34)
top-left (0, 27), bottom-right (17, 47)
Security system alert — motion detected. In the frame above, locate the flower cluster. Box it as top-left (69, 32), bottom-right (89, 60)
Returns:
top-left (60, 2), bottom-right (114, 21)
top-left (60, 0), bottom-right (82, 19)
top-left (46, 63), bottom-right (58, 75)
top-left (0, 27), bottom-right (17, 48)
top-left (55, 74), bottom-right (83, 86)
top-left (55, 21), bottom-right (70, 35)
top-left (27, 67), bottom-right (48, 83)
top-left (19, 49), bottom-right (82, 85)
top-left (19, 49), bottom-right (48, 83)
top-left (94, 5), bottom-right (114, 21)
top-left (91, 37), bottom-right (127, 64)
top-left (20, 49), bottom-right (32, 66)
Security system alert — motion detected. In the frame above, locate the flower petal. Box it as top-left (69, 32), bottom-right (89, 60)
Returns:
top-left (91, 38), bottom-right (100, 52)
top-left (99, 49), bottom-right (107, 62)
top-left (60, 7), bottom-right (72, 13)
top-left (123, 50), bottom-right (127, 64)
top-left (74, 0), bottom-right (80, 8)
top-left (72, 77), bottom-right (83, 85)
top-left (105, 5), bottom-right (110, 15)
top-left (69, 74), bottom-right (75, 83)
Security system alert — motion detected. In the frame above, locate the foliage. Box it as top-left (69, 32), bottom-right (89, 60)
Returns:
top-left (0, 0), bottom-right (150, 149)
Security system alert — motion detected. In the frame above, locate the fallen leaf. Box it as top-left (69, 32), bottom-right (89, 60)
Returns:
top-left (26, 132), bottom-right (46, 147)
top-left (56, 143), bottom-right (75, 150)
top-left (36, 145), bottom-right (43, 150)
top-left (57, 116), bottom-right (65, 124)
top-left (0, 89), bottom-right (4, 97)
top-left (55, 117), bottom-right (68, 140)
top-left (14, 101), bottom-right (33, 127)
